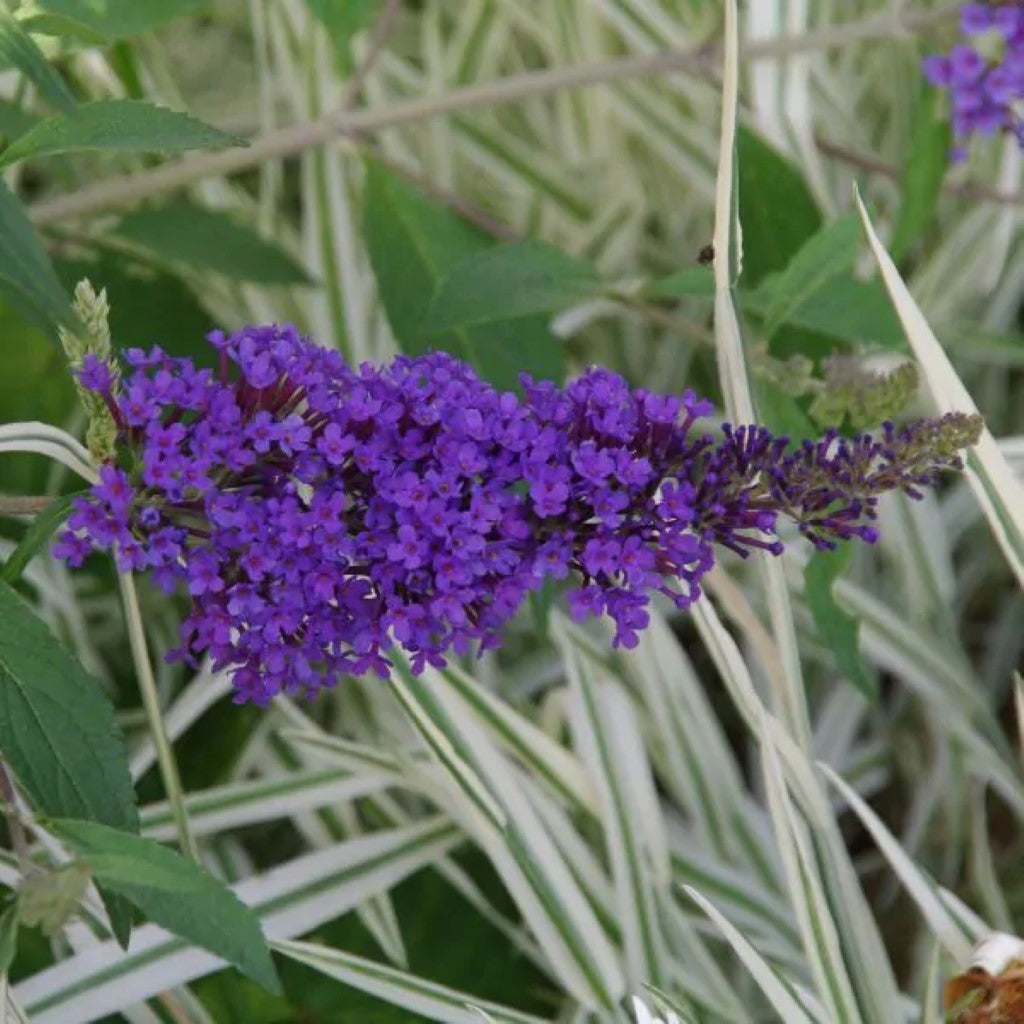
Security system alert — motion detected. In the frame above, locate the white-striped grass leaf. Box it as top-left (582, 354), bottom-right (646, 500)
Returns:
top-left (440, 662), bottom-right (600, 816)
top-left (140, 768), bottom-right (399, 842)
top-left (272, 939), bottom-right (553, 1024)
top-left (919, 945), bottom-right (942, 1024)
top-left (759, 720), bottom-right (864, 1024)
top-left (834, 580), bottom-right (993, 725)
top-left (689, 599), bottom-right (762, 735)
top-left (667, 838), bottom-right (799, 954)
top-left (683, 886), bottom-right (816, 1024)
top-left (819, 765), bottom-right (974, 964)
top-left (129, 667), bottom-right (232, 780)
top-left (559, 628), bottom-right (669, 888)
top-left (828, 580), bottom-right (1024, 817)
top-left (389, 664), bottom-right (508, 831)
top-left (557, 623), bottom-right (668, 988)
top-left (0, 422), bottom-right (95, 475)
top-left (392, 662), bottom-right (625, 1010)
top-left (758, 716), bottom-right (905, 1024)
top-left (15, 818), bottom-right (459, 1023)
top-left (276, 728), bottom-right (416, 778)
top-left (275, 701), bottom-right (508, 970)
top-left (619, 607), bottom-right (748, 861)
top-left (855, 190), bottom-right (1024, 588)
top-left (276, 716), bottom-right (546, 982)
top-left (693, 600), bottom-right (903, 1020)
top-left (368, 789), bottom-right (551, 975)
top-left (658, 902), bottom-right (751, 1022)
top-left (935, 888), bottom-right (990, 946)
top-left (525, 783), bottom-right (618, 935)
top-left (0, 437), bottom-right (96, 485)
top-left (259, 729), bottom-right (411, 969)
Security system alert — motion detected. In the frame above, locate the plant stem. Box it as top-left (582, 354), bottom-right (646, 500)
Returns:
top-left (28, 4), bottom-right (960, 227)
top-left (340, 0), bottom-right (405, 110)
top-left (117, 573), bottom-right (199, 862)
top-left (0, 763), bottom-right (30, 871)
top-left (0, 496), bottom-right (55, 516)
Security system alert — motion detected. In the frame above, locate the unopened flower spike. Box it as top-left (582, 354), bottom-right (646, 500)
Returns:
top-left (809, 356), bottom-right (919, 430)
top-left (17, 863), bottom-right (91, 938)
top-left (58, 279), bottom-right (121, 463)
top-left (53, 325), bottom-right (980, 705)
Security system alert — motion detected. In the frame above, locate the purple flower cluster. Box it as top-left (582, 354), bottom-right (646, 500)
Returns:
top-left (54, 325), bottom-right (979, 704)
top-left (923, 3), bottom-right (1024, 156)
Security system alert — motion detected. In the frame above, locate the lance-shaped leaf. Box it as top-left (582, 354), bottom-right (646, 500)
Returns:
top-left (51, 819), bottom-right (280, 992)
top-left (0, 582), bottom-right (137, 833)
top-left (0, 9), bottom-right (76, 113)
top-left (0, 98), bottom-right (244, 168)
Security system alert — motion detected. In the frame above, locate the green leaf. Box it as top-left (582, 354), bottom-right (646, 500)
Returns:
top-left (12, 11), bottom-right (108, 45)
top-left (0, 902), bottom-right (18, 976)
top-left (0, 98), bottom-right (244, 168)
top-left (642, 267), bottom-right (714, 299)
top-left (0, 178), bottom-right (73, 334)
top-left (51, 818), bottom-right (281, 993)
top-left (425, 241), bottom-right (600, 331)
top-left (18, 0), bottom-right (211, 42)
top-left (753, 379), bottom-right (815, 441)
top-left (740, 274), bottom-right (906, 351)
top-left (888, 87), bottom-right (951, 263)
top-left (736, 126), bottom-right (822, 286)
top-left (303, 0), bottom-right (379, 73)
top-left (0, 582), bottom-right (138, 834)
top-left (0, 8), bottom-right (76, 113)
top-left (0, 99), bottom-right (39, 144)
top-left (762, 214), bottom-right (860, 340)
top-left (803, 547), bottom-right (876, 700)
top-left (0, 581), bottom-right (138, 945)
top-left (112, 201), bottom-right (313, 284)
top-left (363, 163), bottom-right (564, 390)
top-left (0, 492), bottom-right (80, 584)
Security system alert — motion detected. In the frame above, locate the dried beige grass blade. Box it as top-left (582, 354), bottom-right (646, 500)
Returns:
top-left (711, 0), bottom-right (750, 423)
top-left (855, 189), bottom-right (1024, 589)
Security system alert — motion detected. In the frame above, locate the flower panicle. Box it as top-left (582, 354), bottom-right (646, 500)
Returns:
top-left (52, 324), bottom-right (979, 704)
top-left (922, 3), bottom-right (1024, 158)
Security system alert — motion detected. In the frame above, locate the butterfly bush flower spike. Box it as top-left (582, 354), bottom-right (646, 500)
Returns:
top-left (55, 325), bottom-right (980, 704)
top-left (923, 3), bottom-right (1024, 157)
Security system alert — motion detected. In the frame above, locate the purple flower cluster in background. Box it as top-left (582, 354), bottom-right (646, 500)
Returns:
top-left (54, 326), bottom-right (979, 704)
top-left (923, 3), bottom-right (1024, 156)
